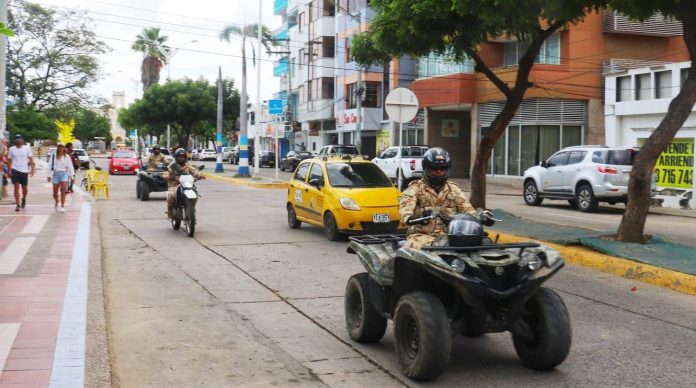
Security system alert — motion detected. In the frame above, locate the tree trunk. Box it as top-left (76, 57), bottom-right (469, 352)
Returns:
top-left (616, 7), bottom-right (696, 242)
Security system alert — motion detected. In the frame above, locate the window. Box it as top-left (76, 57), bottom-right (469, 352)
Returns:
top-left (363, 81), bottom-right (381, 108)
top-left (309, 37), bottom-right (335, 61)
top-left (345, 37), bottom-right (351, 63)
top-left (617, 76), bottom-right (631, 102)
top-left (326, 162), bottom-right (392, 188)
top-left (298, 85), bottom-right (305, 104)
top-left (418, 52), bottom-right (474, 78)
top-left (546, 152), bottom-right (569, 167)
top-left (561, 125), bottom-right (582, 148)
top-left (298, 12), bottom-right (305, 32)
top-left (681, 67), bottom-right (691, 88)
top-left (309, 78), bottom-right (333, 101)
top-left (567, 151), bottom-right (586, 165)
top-left (655, 70), bottom-right (672, 99)
top-left (308, 1), bottom-right (317, 23)
top-left (635, 73), bottom-right (651, 100)
top-left (381, 148), bottom-right (398, 158)
top-left (503, 33), bottom-right (560, 66)
top-left (298, 49), bottom-right (305, 66)
top-left (507, 126), bottom-right (520, 176)
top-left (294, 163), bottom-right (309, 182)
top-left (309, 163), bottom-right (324, 182)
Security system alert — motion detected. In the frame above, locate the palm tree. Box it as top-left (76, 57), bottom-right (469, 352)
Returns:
top-left (219, 24), bottom-right (277, 177)
top-left (132, 27), bottom-right (170, 91)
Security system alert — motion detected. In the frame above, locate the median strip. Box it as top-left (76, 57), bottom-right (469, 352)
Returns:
top-left (201, 172), bottom-right (288, 189)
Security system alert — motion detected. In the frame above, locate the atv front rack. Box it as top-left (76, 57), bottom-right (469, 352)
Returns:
top-left (349, 234), bottom-right (406, 250)
top-left (422, 242), bottom-right (540, 253)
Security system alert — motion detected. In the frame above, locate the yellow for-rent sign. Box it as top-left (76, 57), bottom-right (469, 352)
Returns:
top-left (655, 138), bottom-right (694, 189)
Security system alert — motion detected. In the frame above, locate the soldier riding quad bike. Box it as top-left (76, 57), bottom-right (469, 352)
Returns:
top-left (135, 163), bottom-right (169, 201)
top-left (344, 210), bottom-right (571, 381)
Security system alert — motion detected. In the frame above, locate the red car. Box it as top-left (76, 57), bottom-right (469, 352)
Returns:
top-left (109, 149), bottom-right (140, 175)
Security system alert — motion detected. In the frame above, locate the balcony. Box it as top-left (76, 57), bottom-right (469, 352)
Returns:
top-left (275, 29), bottom-right (289, 41)
top-left (273, 58), bottom-right (289, 77)
top-left (603, 10), bottom-right (682, 37)
top-left (274, 0), bottom-right (288, 15)
top-left (310, 16), bottom-right (335, 39)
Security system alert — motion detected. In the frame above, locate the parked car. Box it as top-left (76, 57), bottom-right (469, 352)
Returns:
top-left (46, 147), bottom-right (57, 162)
top-left (255, 150), bottom-right (276, 167)
top-left (190, 149), bottom-right (202, 161)
top-left (280, 151), bottom-right (313, 172)
top-left (109, 149), bottom-right (140, 175)
top-left (221, 147), bottom-right (234, 161)
top-left (231, 145), bottom-right (255, 164)
top-left (522, 145), bottom-right (649, 212)
top-left (317, 144), bottom-right (365, 158)
top-left (72, 148), bottom-right (91, 169)
top-left (198, 149), bottom-right (217, 161)
top-left (372, 145), bottom-right (429, 189)
top-left (286, 156), bottom-right (404, 240)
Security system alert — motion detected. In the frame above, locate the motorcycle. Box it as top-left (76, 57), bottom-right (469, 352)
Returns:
top-left (136, 163), bottom-right (168, 201)
top-left (170, 166), bottom-right (204, 237)
top-left (343, 210), bottom-right (571, 381)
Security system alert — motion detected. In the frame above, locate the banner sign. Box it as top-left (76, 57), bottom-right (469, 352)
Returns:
top-left (376, 130), bottom-right (391, 155)
top-left (655, 138), bottom-right (694, 189)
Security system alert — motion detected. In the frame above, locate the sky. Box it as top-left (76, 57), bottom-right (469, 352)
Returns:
top-left (22, 0), bottom-right (283, 106)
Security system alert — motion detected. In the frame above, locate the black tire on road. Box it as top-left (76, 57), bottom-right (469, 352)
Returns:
top-left (345, 273), bottom-right (387, 343)
top-left (186, 200), bottom-right (196, 237)
top-left (576, 184), bottom-right (598, 212)
top-left (323, 212), bottom-right (343, 241)
top-left (140, 181), bottom-right (150, 201)
top-left (136, 179), bottom-right (141, 199)
top-left (394, 292), bottom-right (452, 381)
top-left (172, 217), bottom-right (181, 230)
top-left (287, 204), bottom-right (301, 229)
top-left (513, 287), bottom-right (572, 371)
top-left (523, 180), bottom-right (543, 206)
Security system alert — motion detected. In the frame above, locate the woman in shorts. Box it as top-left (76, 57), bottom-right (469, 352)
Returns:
top-left (47, 144), bottom-right (75, 213)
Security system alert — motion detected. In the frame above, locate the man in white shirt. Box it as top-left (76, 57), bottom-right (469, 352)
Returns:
top-left (7, 134), bottom-right (35, 212)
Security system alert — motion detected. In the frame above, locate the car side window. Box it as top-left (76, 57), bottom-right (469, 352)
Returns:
top-left (567, 151), bottom-right (586, 165)
top-left (546, 152), bottom-right (569, 167)
top-left (294, 163), bottom-right (310, 182)
top-left (309, 163), bottom-right (324, 182)
top-left (382, 148), bottom-right (398, 159)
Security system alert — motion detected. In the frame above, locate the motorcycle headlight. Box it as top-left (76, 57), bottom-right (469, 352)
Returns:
top-left (519, 251), bottom-right (543, 271)
top-left (339, 197), bottom-right (360, 210)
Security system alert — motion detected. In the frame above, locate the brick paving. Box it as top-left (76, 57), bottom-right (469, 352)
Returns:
top-left (0, 170), bottom-right (88, 387)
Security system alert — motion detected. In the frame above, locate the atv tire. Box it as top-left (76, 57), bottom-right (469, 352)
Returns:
top-left (513, 287), bottom-right (572, 370)
top-left (394, 292), bottom-right (451, 381)
top-left (344, 273), bottom-right (387, 343)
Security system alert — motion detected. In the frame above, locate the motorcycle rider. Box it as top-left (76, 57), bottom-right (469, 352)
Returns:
top-left (164, 148), bottom-right (205, 219)
top-left (399, 147), bottom-right (478, 249)
top-left (145, 145), bottom-right (167, 171)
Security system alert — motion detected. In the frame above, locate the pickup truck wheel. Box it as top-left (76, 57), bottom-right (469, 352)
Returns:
top-left (523, 181), bottom-right (543, 206)
top-left (576, 184), bottom-right (598, 212)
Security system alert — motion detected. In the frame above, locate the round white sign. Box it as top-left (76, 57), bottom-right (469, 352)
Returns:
top-left (385, 87), bottom-right (419, 124)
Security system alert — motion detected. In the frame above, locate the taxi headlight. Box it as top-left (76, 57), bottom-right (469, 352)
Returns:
top-left (519, 251), bottom-right (543, 271)
top-left (339, 197), bottom-right (360, 210)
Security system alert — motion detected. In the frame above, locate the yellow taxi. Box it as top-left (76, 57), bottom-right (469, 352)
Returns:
top-left (286, 155), bottom-right (404, 240)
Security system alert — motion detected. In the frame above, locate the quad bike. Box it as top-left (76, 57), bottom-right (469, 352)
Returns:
top-left (136, 163), bottom-right (168, 201)
top-left (344, 210), bottom-right (571, 381)
top-left (169, 166), bottom-right (204, 237)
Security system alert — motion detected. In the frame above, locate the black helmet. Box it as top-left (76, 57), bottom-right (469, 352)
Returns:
top-left (447, 214), bottom-right (483, 247)
top-left (422, 147), bottom-right (451, 188)
top-left (151, 145), bottom-right (161, 153)
top-left (174, 148), bottom-right (187, 165)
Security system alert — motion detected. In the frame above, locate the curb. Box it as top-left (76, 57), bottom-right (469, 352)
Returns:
top-left (202, 172), bottom-right (288, 189)
top-left (494, 232), bottom-right (696, 296)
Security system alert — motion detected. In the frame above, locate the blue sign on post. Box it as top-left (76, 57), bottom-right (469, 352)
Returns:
top-left (268, 99), bottom-right (283, 115)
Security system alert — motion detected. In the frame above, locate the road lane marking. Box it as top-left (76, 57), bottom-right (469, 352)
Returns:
top-left (0, 237), bottom-right (35, 274)
top-left (0, 323), bottom-right (21, 377)
top-left (546, 212), bottom-right (614, 223)
top-left (50, 202), bottom-right (90, 387)
top-left (21, 215), bottom-right (49, 234)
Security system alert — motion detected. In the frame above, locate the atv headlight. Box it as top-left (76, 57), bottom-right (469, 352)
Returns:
top-left (339, 197), bottom-right (361, 210)
top-left (544, 248), bottom-right (562, 267)
top-left (519, 251), bottom-right (543, 271)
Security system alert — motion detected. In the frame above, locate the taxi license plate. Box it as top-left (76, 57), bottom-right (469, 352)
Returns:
top-left (373, 213), bottom-right (390, 223)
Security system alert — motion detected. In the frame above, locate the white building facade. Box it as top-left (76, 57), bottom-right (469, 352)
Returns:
top-left (605, 61), bottom-right (695, 209)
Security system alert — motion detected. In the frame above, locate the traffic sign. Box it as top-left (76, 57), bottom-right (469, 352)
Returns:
top-left (268, 99), bottom-right (283, 115)
top-left (385, 88), bottom-right (419, 124)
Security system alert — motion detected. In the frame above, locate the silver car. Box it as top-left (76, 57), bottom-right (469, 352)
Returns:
top-left (522, 145), bottom-right (641, 212)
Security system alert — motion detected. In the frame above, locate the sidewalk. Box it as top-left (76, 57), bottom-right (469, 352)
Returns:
top-left (0, 164), bottom-right (94, 387)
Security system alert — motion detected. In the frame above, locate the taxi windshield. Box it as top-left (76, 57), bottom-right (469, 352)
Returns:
top-left (326, 163), bottom-right (392, 188)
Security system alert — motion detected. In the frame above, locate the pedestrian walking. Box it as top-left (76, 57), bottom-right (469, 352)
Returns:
top-left (47, 143), bottom-right (74, 213)
top-left (7, 134), bottom-right (35, 212)
top-left (65, 142), bottom-right (80, 193)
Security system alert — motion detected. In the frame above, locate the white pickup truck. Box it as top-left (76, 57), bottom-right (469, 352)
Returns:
top-left (372, 145), bottom-right (429, 189)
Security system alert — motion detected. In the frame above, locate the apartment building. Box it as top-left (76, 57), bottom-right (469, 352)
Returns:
top-left (411, 10), bottom-right (688, 180)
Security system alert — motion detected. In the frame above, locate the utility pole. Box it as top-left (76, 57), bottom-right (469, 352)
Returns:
top-left (354, 7), bottom-right (363, 153)
top-left (254, 0), bottom-right (263, 175)
top-left (238, 27), bottom-right (250, 177)
top-left (0, 0), bottom-right (6, 140)
top-left (215, 67), bottom-right (224, 172)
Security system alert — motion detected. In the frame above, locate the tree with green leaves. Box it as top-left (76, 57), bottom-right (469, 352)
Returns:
top-left (73, 108), bottom-right (113, 146)
top-left (6, 107), bottom-right (56, 143)
top-left (607, 0), bottom-right (696, 242)
top-left (219, 23), bottom-right (278, 176)
top-left (352, 0), bottom-right (606, 210)
top-left (132, 27), bottom-right (170, 90)
top-left (7, 1), bottom-right (109, 110)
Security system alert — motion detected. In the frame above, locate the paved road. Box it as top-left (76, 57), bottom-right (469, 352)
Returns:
top-left (94, 161), bottom-right (696, 387)
top-left (198, 160), bottom-right (696, 247)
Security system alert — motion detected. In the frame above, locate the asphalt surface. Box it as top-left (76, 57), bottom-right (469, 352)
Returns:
top-left (92, 159), bottom-right (696, 387)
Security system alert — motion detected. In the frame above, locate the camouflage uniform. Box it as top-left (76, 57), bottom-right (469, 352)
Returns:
top-left (399, 179), bottom-right (476, 249)
top-left (145, 153), bottom-right (167, 171)
top-left (166, 162), bottom-right (201, 219)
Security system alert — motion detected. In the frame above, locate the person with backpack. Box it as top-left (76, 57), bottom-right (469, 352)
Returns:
top-left (47, 143), bottom-right (75, 213)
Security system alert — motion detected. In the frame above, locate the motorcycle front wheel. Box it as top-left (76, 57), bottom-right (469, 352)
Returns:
top-left (184, 199), bottom-right (196, 237)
